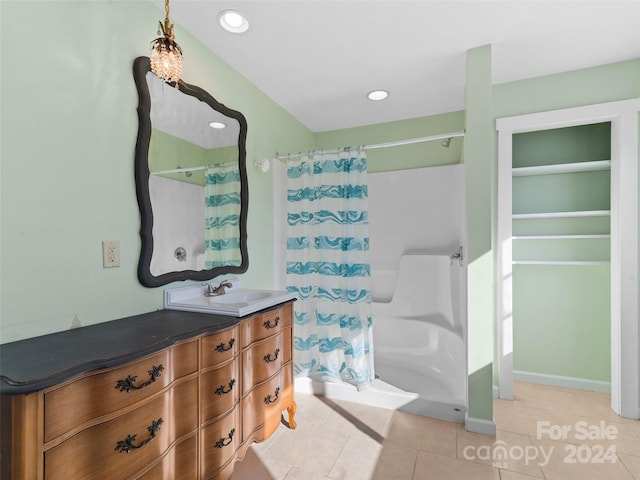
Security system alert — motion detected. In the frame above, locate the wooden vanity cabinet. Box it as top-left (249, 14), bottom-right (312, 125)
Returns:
top-left (0, 302), bottom-right (296, 480)
top-left (240, 307), bottom-right (296, 445)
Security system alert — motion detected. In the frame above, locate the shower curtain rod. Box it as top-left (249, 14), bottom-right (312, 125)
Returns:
top-left (274, 130), bottom-right (465, 162)
top-left (151, 163), bottom-right (234, 175)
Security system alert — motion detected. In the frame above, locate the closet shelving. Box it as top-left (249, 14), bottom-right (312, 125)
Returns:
top-left (511, 159), bottom-right (611, 177)
top-left (512, 158), bottom-right (611, 266)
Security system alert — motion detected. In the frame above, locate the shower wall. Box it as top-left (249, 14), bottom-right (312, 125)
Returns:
top-left (368, 164), bottom-right (465, 302)
top-left (149, 175), bottom-right (205, 275)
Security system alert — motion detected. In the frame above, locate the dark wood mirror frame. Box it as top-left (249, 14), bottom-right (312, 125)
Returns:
top-left (133, 56), bottom-right (249, 287)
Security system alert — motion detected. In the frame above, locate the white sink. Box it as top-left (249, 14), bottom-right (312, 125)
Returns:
top-left (204, 291), bottom-right (271, 304)
top-left (164, 284), bottom-right (297, 317)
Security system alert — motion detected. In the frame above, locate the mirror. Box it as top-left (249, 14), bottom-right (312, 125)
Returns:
top-left (133, 56), bottom-right (248, 287)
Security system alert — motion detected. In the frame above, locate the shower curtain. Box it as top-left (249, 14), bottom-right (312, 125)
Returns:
top-left (204, 164), bottom-right (242, 268)
top-left (286, 148), bottom-right (374, 390)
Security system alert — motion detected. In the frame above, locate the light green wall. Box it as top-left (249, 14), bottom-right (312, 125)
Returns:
top-left (464, 45), bottom-right (495, 423)
top-left (513, 265), bottom-right (611, 381)
top-left (493, 59), bottom-right (640, 118)
top-left (0, 1), bottom-right (314, 343)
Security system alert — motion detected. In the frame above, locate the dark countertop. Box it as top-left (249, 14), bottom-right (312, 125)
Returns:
top-left (0, 309), bottom-right (251, 395)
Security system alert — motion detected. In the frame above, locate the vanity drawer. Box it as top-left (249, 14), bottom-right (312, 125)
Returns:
top-left (201, 360), bottom-right (239, 422)
top-left (136, 434), bottom-right (198, 480)
top-left (201, 408), bottom-right (239, 477)
top-left (44, 340), bottom-right (198, 442)
top-left (44, 377), bottom-right (198, 480)
top-left (242, 330), bottom-right (290, 393)
top-left (207, 458), bottom-right (236, 480)
top-left (202, 326), bottom-right (238, 368)
top-left (242, 366), bottom-right (293, 441)
top-left (241, 303), bottom-right (292, 345)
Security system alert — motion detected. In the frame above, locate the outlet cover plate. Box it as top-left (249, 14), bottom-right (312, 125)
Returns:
top-left (102, 240), bottom-right (120, 268)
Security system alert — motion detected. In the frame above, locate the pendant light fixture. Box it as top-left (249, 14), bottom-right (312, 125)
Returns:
top-left (150, 0), bottom-right (183, 85)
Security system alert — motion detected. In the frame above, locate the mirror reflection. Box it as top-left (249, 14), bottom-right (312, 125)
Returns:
top-left (133, 56), bottom-right (248, 287)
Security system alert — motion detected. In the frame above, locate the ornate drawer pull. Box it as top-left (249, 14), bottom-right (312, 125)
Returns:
top-left (263, 316), bottom-right (280, 330)
top-left (214, 379), bottom-right (236, 395)
top-left (263, 348), bottom-right (280, 364)
top-left (115, 365), bottom-right (164, 393)
top-left (215, 338), bottom-right (235, 353)
top-left (214, 428), bottom-right (236, 448)
top-left (264, 386), bottom-right (280, 405)
top-left (115, 418), bottom-right (163, 453)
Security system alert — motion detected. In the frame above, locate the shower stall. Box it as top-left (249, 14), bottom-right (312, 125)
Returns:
top-left (293, 163), bottom-right (467, 422)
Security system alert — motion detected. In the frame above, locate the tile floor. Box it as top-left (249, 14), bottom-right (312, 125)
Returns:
top-left (231, 381), bottom-right (640, 479)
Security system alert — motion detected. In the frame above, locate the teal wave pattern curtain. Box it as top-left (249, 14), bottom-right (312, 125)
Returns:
top-left (286, 148), bottom-right (374, 390)
top-left (204, 164), bottom-right (242, 268)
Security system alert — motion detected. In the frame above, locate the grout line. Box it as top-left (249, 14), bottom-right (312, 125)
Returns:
top-left (527, 433), bottom-right (548, 479)
top-left (617, 453), bottom-right (635, 479)
top-left (280, 465), bottom-right (293, 480)
top-left (410, 447), bottom-right (418, 480)
top-left (325, 433), bottom-right (351, 480)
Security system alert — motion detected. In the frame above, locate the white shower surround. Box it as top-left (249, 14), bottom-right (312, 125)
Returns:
top-left (294, 164), bottom-right (467, 422)
top-left (149, 175), bottom-right (206, 275)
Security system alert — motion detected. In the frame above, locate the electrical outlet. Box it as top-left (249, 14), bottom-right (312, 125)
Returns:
top-left (102, 240), bottom-right (120, 268)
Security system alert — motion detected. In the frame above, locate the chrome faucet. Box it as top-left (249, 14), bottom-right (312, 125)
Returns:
top-left (204, 281), bottom-right (232, 297)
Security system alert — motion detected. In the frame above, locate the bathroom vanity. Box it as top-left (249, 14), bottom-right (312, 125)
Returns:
top-left (0, 301), bottom-right (295, 479)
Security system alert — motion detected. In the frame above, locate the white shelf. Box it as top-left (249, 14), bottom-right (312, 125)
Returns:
top-left (513, 234), bottom-right (610, 240)
top-left (513, 260), bottom-right (610, 266)
top-left (513, 210), bottom-right (611, 220)
top-left (512, 160), bottom-right (611, 177)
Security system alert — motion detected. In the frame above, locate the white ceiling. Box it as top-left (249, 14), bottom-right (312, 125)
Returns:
top-left (169, 0), bottom-right (640, 132)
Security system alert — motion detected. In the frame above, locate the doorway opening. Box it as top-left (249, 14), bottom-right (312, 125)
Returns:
top-left (497, 99), bottom-right (639, 419)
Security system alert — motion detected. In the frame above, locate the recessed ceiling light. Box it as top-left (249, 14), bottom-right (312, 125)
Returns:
top-left (209, 121), bottom-right (226, 129)
top-left (367, 90), bottom-right (389, 101)
top-left (218, 10), bottom-right (249, 33)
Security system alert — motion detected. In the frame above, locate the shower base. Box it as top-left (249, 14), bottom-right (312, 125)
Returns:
top-left (295, 373), bottom-right (465, 423)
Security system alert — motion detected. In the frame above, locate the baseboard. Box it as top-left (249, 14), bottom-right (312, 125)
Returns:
top-left (513, 370), bottom-right (611, 393)
top-left (465, 414), bottom-right (496, 435)
top-left (492, 385), bottom-right (500, 398)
